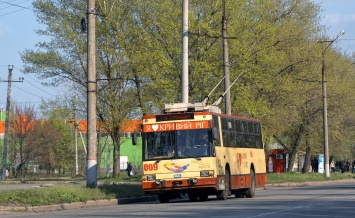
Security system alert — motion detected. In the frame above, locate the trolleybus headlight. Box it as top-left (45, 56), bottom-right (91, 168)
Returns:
top-left (188, 178), bottom-right (198, 185)
top-left (155, 179), bottom-right (161, 185)
top-left (146, 175), bottom-right (156, 181)
top-left (200, 171), bottom-right (214, 177)
top-left (200, 171), bottom-right (209, 177)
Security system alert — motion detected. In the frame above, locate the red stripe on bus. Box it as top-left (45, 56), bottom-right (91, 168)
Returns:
top-left (142, 177), bottom-right (218, 191)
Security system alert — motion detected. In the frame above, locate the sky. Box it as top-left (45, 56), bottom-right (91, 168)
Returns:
top-left (313, 0), bottom-right (355, 54)
top-left (0, 0), bottom-right (62, 111)
top-left (0, 0), bottom-right (355, 111)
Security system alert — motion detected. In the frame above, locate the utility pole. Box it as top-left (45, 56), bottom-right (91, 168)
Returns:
top-left (318, 30), bottom-right (345, 178)
top-left (86, 0), bottom-right (97, 187)
top-left (72, 103), bottom-right (79, 176)
top-left (181, 0), bottom-right (188, 103)
top-left (222, 0), bottom-right (231, 115)
top-left (1, 65), bottom-right (24, 180)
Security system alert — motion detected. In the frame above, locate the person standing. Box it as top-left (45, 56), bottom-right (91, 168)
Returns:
top-left (330, 161), bottom-right (335, 173)
top-left (126, 162), bottom-right (133, 177)
top-left (339, 161), bottom-right (344, 173)
top-left (345, 160), bottom-right (350, 172)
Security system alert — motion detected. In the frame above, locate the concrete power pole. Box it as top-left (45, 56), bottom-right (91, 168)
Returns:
top-left (1, 65), bottom-right (24, 180)
top-left (222, 0), bottom-right (231, 115)
top-left (181, 0), bottom-right (188, 103)
top-left (86, 0), bottom-right (97, 187)
top-left (73, 104), bottom-right (79, 176)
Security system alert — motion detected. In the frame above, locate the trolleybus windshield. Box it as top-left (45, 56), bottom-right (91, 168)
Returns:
top-left (143, 129), bottom-right (212, 160)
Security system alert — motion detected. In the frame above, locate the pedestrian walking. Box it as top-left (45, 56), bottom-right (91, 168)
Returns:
top-left (126, 162), bottom-right (133, 177)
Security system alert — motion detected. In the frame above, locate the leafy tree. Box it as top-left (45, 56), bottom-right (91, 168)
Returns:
top-left (21, 0), bottom-right (355, 176)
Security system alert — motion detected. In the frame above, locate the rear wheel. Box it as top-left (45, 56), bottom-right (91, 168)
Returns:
top-left (245, 169), bottom-right (255, 198)
top-left (157, 193), bottom-right (170, 203)
top-left (217, 169), bottom-right (230, 200)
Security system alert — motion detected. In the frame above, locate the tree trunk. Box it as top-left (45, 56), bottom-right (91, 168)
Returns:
top-left (302, 141), bottom-right (311, 173)
top-left (112, 131), bottom-right (121, 178)
top-left (287, 124), bottom-right (304, 172)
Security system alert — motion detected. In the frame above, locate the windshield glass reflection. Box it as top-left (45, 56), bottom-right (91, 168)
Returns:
top-left (143, 129), bottom-right (212, 160)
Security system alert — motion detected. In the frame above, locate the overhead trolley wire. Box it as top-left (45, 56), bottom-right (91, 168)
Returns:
top-left (0, 0), bottom-right (33, 16)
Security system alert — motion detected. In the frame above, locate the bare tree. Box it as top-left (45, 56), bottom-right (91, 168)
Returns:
top-left (9, 103), bottom-right (38, 178)
top-left (9, 103), bottom-right (74, 178)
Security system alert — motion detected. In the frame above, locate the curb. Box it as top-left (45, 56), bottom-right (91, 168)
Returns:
top-left (264, 178), bottom-right (355, 188)
top-left (0, 196), bottom-right (158, 213)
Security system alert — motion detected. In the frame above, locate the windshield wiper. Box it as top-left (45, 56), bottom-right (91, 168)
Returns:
top-left (155, 158), bottom-right (163, 164)
top-left (182, 151), bottom-right (201, 160)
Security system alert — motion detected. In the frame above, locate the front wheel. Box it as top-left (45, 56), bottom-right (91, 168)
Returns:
top-left (244, 169), bottom-right (255, 198)
top-left (217, 169), bottom-right (230, 200)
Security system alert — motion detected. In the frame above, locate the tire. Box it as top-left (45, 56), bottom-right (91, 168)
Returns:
top-left (217, 169), bottom-right (230, 200)
top-left (245, 169), bottom-right (255, 198)
top-left (157, 193), bottom-right (170, 203)
top-left (188, 192), bottom-right (198, 202)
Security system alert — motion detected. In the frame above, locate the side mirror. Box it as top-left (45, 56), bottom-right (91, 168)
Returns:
top-left (132, 132), bottom-right (137, 145)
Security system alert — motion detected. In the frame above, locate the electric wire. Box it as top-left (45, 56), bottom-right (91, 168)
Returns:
top-left (0, 0), bottom-right (33, 16)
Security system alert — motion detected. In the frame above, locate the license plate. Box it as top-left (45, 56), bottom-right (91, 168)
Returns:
top-left (174, 174), bottom-right (181, 178)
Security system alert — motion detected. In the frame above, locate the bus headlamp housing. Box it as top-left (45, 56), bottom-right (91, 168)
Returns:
top-left (188, 178), bottom-right (198, 185)
top-left (200, 171), bottom-right (214, 177)
top-left (146, 175), bottom-right (156, 181)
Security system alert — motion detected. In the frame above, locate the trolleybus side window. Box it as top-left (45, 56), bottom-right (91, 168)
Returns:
top-left (239, 121), bottom-right (246, 148)
top-left (255, 122), bottom-right (263, 149)
top-left (219, 118), bottom-right (263, 149)
top-left (212, 115), bottom-right (221, 146)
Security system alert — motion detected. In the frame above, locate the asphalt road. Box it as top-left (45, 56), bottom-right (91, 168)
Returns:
top-left (1, 181), bottom-right (355, 218)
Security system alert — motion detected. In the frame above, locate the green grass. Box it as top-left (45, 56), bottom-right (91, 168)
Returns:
top-left (0, 174), bottom-right (144, 207)
top-left (267, 171), bottom-right (355, 184)
top-left (0, 184), bottom-right (144, 206)
top-left (0, 172), bottom-right (354, 207)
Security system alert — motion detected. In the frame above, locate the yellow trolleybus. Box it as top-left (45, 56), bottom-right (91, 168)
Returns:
top-left (141, 102), bottom-right (267, 203)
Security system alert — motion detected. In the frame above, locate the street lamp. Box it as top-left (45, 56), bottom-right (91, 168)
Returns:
top-left (318, 30), bottom-right (345, 178)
